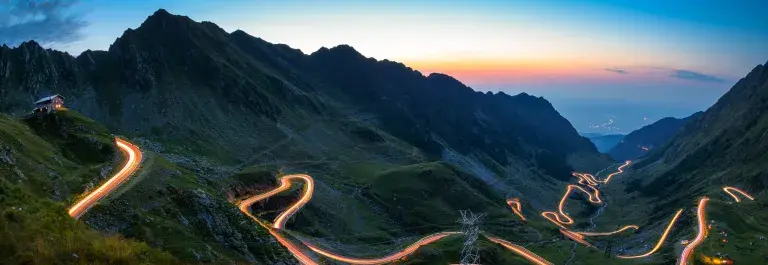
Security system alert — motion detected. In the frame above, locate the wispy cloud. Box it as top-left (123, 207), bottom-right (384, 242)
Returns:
top-left (670, 69), bottom-right (726, 83)
top-left (604, 68), bottom-right (628, 74)
top-left (0, 0), bottom-right (88, 47)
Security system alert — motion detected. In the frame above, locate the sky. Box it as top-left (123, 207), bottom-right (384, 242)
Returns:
top-left (2, 0), bottom-right (767, 134)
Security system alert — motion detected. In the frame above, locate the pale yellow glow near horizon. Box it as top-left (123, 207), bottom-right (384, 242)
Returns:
top-left (219, 8), bottom-right (676, 73)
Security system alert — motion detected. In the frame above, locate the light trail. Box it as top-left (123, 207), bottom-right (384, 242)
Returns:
top-left (272, 174), bottom-right (314, 229)
top-left (239, 203), bottom-right (318, 265)
top-left (573, 173), bottom-right (598, 186)
top-left (506, 198), bottom-right (527, 221)
top-left (238, 174), bottom-right (460, 265)
top-left (304, 232), bottom-right (460, 265)
top-left (574, 225), bottom-right (639, 237)
top-left (237, 175), bottom-right (318, 265)
top-left (486, 235), bottom-right (554, 265)
top-left (617, 209), bottom-right (683, 259)
top-left (540, 184), bottom-right (602, 226)
top-left (677, 198), bottom-right (709, 265)
top-left (600, 160), bottom-right (631, 184)
top-left (722, 186), bottom-right (754, 202)
top-left (68, 138), bottom-right (143, 219)
top-left (571, 160), bottom-right (631, 186)
top-left (559, 229), bottom-right (595, 248)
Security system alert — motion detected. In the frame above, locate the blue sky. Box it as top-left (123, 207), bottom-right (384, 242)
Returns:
top-left (2, 0), bottom-right (767, 133)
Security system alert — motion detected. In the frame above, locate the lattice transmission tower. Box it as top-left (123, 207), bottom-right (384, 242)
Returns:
top-left (459, 210), bottom-right (484, 265)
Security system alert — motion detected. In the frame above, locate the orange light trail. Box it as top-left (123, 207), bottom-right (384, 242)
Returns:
top-left (541, 184), bottom-right (602, 226)
top-left (304, 232), bottom-right (460, 265)
top-left (677, 198), bottom-right (709, 265)
top-left (571, 160), bottom-right (630, 187)
top-left (506, 198), bottom-right (527, 221)
top-left (237, 175), bottom-right (318, 265)
top-left (573, 173), bottom-right (598, 186)
top-left (575, 225), bottom-right (639, 237)
top-left (68, 138), bottom-right (143, 219)
top-left (601, 160), bottom-right (631, 184)
top-left (238, 174), bottom-right (462, 265)
top-left (618, 209), bottom-right (683, 259)
top-left (722, 186), bottom-right (754, 202)
top-left (272, 174), bottom-right (314, 229)
top-left (239, 199), bottom-right (318, 265)
top-left (486, 235), bottom-right (554, 265)
top-left (559, 229), bottom-right (595, 248)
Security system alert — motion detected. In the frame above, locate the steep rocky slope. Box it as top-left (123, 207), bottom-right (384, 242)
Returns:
top-left (589, 61), bottom-right (768, 264)
top-left (1, 9), bottom-right (613, 263)
top-left (632, 61), bottom-right (768, 194)
top-left (0, 111), bottom-right (177, 264)
top-left (609, 112), bottom-right (702, 161)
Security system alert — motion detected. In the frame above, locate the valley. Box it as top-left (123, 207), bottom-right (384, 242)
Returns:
top-left (1, 6), bottom-right (767, 265)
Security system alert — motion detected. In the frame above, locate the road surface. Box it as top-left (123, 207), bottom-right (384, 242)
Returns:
top-left (238, 174), bottom-right (464, 265)
top-left (575, 225), bottom-right (639, 237)
top-left (541, 184), bottom-right (602, 226)
top-left (617, 209), bottom-right (683, 259)
top-left (237, 174), bottom-right (318, 265)
top-left (722, 186), bottom-right (754, 202)
top-left (234, 160), bottom-right (748, 264)
top-left (677, 198), bottom-right (709, 265)
top-left (506, 198), bottom-right (527, 221)
top-left (486, 235), bottom-right (554, 265)
top-left (304, 232), bottom-right (461, 265)
top-left (559, 229), bottom-right (595, 248)
top-left (575, 160), bottom-right (631, 186)
top-left (68, 138), bottom-right (143, 219)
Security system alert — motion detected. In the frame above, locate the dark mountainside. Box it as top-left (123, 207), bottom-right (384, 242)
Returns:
top-left (0, 9), bottom-right (613, 264)
top-left (609, 112), bottom-right (702, 161)
top-left (586, 62), bottom-right (768, 265)
top-left (632, 61), bottom-right (768, 196)
top-left (584, 133), bottom-right (624, 153)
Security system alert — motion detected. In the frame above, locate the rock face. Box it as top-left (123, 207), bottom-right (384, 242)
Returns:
top-left (0, 9), bottom-right (612, 263)
top-left (609, 112), bottom-right (702, 161)
top-left (0, 9), bottom-right (605, 175)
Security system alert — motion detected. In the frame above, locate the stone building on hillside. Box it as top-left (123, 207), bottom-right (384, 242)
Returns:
top-left (34, 94), bottom-right (65, 113)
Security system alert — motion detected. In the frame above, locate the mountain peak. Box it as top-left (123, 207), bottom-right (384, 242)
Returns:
top-left (232, 29), bottom-right (249, 36)
top-left (151, 8), bottom-right (172, 18)
top-left (18, 40), bottom-right (42, 49)
top-left (329, 44), bottom-right (358, 52)
top-left (311, 44), bottom-right (364, 59)
top-left (136, 8), bottom-right (195, 32)
top-left (426, 72), bottom-right (460, 82)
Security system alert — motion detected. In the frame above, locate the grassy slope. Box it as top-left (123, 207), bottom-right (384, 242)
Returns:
top-left (0, 111), bottom-right (175, 264)
top-left (696, 195), bottom-right (768, 264)
top-left (2, 110), bottom-right (291, 264)
top-left (233, 159), bottom-right (626, 264)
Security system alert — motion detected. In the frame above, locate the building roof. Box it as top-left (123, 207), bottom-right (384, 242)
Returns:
top-left (34, 94), bottom-right (64, 104)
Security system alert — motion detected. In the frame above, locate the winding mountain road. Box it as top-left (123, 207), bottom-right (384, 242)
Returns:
top-left (304, 232), bottom-right (461, 265)
top-left (58, 133), bottom-right (758, 264)
top-left (237, 174), bottom-right (552, 265)
top-left (678, 198), bottom-right (709, 265)
top-left (722, 186), bottom-right (754, 202)
top-left (540, 184), bottom-right (603, 226)
top-left (68, 138), bottom-right (143, 219)
top-left (506, 198), bottom-right (527, 221)
top-left (486, 235), bottom-right (554, 265)
top-left (234, 160), bottom-right (755, 264)
top-left (617, 209), bottom-right (683, 259)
